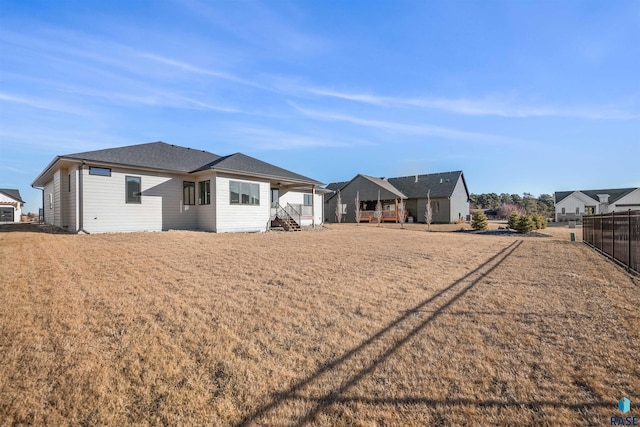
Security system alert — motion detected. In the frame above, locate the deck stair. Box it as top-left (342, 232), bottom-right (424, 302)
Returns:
top-left (273, 204), bottom-right (301, 231)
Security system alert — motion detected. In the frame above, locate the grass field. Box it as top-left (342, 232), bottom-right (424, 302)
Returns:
top-left (1, 224), bottom-right (637, 425)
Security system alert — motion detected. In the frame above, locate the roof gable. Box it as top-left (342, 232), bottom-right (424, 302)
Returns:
top-left (0, 189), bottom-right (24, 203)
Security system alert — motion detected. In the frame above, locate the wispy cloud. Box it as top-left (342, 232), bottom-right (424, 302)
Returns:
top-left (305, 87), bottom-right (640, 120)
top-left (291, 103), bottom-right (516, 145)
top-left (137, 52), bottom-right (266, 89)
top-left (214, 124), bottom-right (372, 151)
top-left (0, 92), bottom-right (96, 117)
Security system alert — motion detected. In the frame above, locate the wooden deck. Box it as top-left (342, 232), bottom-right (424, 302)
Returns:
top-left (358, 210), bottom-right (409, 223)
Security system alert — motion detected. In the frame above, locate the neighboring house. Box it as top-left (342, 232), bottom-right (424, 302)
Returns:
top-left (324, 171), bottom-right (470, 224)
top-left (0, 189), bottom-right (24, 223)
top-left (554, 188), bottom-right (640, 222)
top-left (31, 141), bottom-right (325, 233)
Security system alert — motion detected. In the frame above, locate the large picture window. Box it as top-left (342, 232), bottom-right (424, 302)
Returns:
top-left (183, 181), bottom-right (195, 205)
top-left (126, 176), bottom-right (141, 204)
top-left (230, 181), bottom-right (260, 205)
top-left (199, 180), bottom-right (211, 205)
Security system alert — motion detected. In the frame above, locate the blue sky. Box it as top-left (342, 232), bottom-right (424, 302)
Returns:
top-left (1, 0), bottom-right (639, 213)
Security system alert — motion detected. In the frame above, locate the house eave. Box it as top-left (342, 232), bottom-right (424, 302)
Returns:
top-left (207, 166), bottom-right (323, 187)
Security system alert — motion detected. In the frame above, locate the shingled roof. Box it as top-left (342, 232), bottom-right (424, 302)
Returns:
top-left (0, 189), bottom-right (24, 203)
top-left (555, 188), bottom-right (638, 204)
top-left (195, 153), bottom-right (321, 184)
top-left (388, 171), bottom-right (466, 199)
top-left (33, 141), bottom-right (321, 187)
top-left (325, 171), bottom-right (467, 201)
top-left (62, 142), bottom-right (221, 173)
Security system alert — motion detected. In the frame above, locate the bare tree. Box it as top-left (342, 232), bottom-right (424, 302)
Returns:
top-left (497, 203), bottom-right (523, 219)
top-left (425, 189), bottom-right (433, 231)
top-left (354, 191), bottom-right (361, 225)
top-left (398, 199), bottom-right (406, 229)
top-left (335, 190), bottom-right (343, 223)
top-left (374, 190), bottom-right (383, 227)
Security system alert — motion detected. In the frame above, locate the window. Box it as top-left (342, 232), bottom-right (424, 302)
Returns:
top-left (576, 207), bottom-right (580, 214)
top-left (89, 167), bottom-right (111, 176)
top-left (68, 174), bottom-right (71, 192)
top-left (199, 180), bottom-right (211, 205)
top-left (126, 176), bottom-right (141, 204)
top-left (433, 201), bottom-right (440, 213)
top-left (183, 181), bottom-right (195, 205)
top-left (561, 207), bottom-right (566, 215)
top-left (49, 193), bottom-right (53, 209)
top-left (230, 180), bottom-right (259, 205)
top-left (304, 194), bottom-right (313, 206)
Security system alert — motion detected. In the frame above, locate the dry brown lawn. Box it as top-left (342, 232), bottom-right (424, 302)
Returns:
top-left (1, 224), bottom-right (638, 426)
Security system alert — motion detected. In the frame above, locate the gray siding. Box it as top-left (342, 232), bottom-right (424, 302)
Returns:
top-left (324, 175), bottom-right (404, 223)
top-left (449, 176), bottom-right (470, 222)
top-left (416, 197), bottom-right (450, 223)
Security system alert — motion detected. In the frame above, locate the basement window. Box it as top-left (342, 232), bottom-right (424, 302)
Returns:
top-left (126, 176), bottom-right (141, 204)
top-left (89, 167), bottom-right (111, 177)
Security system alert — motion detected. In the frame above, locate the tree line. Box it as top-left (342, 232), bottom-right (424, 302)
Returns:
top-left (470, 192), bottom-right (555, 219)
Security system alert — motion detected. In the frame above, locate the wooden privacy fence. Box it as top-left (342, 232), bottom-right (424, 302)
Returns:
top-left (583, 210), bottom-right (640, 276)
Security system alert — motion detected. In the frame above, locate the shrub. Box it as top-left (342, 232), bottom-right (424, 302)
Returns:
top-left (507, 212), bottom-right (519, 229)
top-left (516, 215), bottom-right (535, 233)
top-left (531, 213), bottom-right (546, 230)
top-left (471, 210), bottom-right (488, 230)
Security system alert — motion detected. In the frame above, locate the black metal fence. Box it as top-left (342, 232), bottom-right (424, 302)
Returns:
top-left (583, 210), bottom-right (640, 275)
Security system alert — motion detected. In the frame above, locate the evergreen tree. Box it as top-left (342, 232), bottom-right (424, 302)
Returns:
top-left (516, 215), bottom-right (535, 233)
top-left (508, 212), bottom-right (520, 229)
top-left (472, 210), bottom-right (489, 230)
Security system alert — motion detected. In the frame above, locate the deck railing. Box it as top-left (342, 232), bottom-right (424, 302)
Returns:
top-left (583, 210), bottom-right (640, 276)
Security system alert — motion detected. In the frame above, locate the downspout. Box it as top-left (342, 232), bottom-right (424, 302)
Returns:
top-left (312, 185), bottom-right (316, 229)
top-left (78, 161), bottom-right (90, 234)
top-left (31, 185), bottom-right (45, 224)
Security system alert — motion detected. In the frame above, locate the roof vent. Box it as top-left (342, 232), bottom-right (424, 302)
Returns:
top-left (440, 178), bottom-right (443, 184)
top-left (415, 175), bottom-right (418, 183)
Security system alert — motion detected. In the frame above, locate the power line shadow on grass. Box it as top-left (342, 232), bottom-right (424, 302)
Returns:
top-left (238, 240), bottom-right (595, 426)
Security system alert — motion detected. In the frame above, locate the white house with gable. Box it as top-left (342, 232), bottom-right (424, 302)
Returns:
top-left (0, 189), bottom-right (24, 223)
top-left (32, 142), bottom-right (326, 233)
top-left (554, 187), bottom-right (640, 222)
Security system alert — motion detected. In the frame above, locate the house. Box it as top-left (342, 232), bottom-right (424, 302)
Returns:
top-left (324, 171), bottom-right (470, 224)
top-left (0, 189), bottom-right (24, 223)
top-left (31, 141), bottom-right (325, 233)
top-left (554, 187), bottom-right (640, 222)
